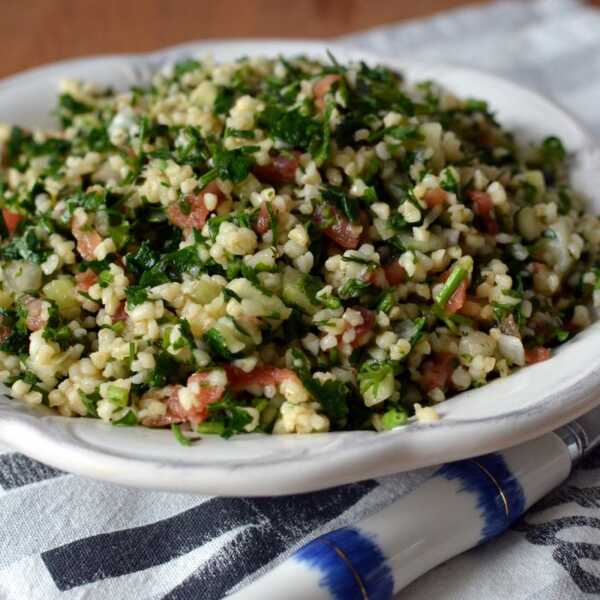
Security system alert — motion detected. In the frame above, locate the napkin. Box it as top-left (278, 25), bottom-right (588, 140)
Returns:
top-left (2, 0), bottom-right (600, 598)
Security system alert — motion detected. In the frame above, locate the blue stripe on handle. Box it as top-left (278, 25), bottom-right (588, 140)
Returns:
top-left (436, 452), bottom-right (526, 541)
top-left (295, 527), bottom-right (394, 600)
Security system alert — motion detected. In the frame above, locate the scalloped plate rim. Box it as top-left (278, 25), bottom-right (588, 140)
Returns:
top-left (0, 39), bottom-right (599, 495)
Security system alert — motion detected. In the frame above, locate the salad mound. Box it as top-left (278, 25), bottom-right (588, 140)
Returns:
top-left (0, 54), bottom-right (597, 441)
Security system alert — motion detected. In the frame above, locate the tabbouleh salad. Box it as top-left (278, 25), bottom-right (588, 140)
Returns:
top-left (0, 54), bottom-right (598, 442)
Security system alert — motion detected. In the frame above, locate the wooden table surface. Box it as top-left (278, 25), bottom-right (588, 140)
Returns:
top-left (1, 0), bottom-right (599, 79)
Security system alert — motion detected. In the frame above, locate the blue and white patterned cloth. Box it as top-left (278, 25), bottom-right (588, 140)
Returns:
top-left (2, 0), bottom-right (600, 597)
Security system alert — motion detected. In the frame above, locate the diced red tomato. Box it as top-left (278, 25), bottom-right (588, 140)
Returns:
top-left (483, 217), bottom-right (499, 235)
top-left (525, 347), bottom-right (552, 364)
top-left (72, 226), bottom-right (103, 261)
top-left (446, 278), bottom-right (468, 314)
top-left (357, 209), bottom-right (372, 246)
top-left (0, 317), bottom-right (11, 344)
top-left (351, 307), bottom-right (375, 348)
top-left (368, 261), bottom-right (406, 289)
top-left (24, 297), bottom-right (46, 332)
top-left (167, 196), bottom-right (208, 231)
top-left (530, 261), bottom-right (547, 274)
top-left (254, 202), bottom-right (272, 236)
top-left (2, 209), bottom-right (23, 237)
top-left (314, 206), bottom-right (360, 250)
top-left (459, 298), bottom-right (482, 319)
top-left (420, 352), bottom-right (455, 392)
top-left (467, 190), bottom-right (497, 234)
top-left (440, 269), bottom-right (468, 314)
top-left (423, 188), bottom-right (447, 209)
top-left (468, 190), bottom-right (493, 217)
top-left (384, 261), bottom-right (406, 286)
top-left (148, 373), bottom-right (226, 427)
top-left (224, 365), bottom-right (299, 391)
top-left (182, 372), bottom-right (226, 422)
top-left (142, 385), bottom-right (185, 427)
top-left (314, 74), bottom-right (342, 111)
top-left (324, 220), bottom-right (360, 249)
top-left (112, 302), bottom-right (127, 322)
top-left (167, 182), bottom-right (223, 231)
top-left (75, 269), bottom-right (98, 292)
top-left (253, 154), bottom-right (299, 184)
top-left (367, 267), bottom-right (388, 289)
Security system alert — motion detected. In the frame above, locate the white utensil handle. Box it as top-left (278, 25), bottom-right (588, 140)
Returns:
top-left (230, 432), bottom-right (570, 600)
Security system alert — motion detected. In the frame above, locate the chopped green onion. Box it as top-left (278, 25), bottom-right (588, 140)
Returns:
top-left (128, 342), bottom-right (137, 367)
top-left (435, 266), bottom-right (468, 307)
top-left (197, 167), bottom-right (219, 190)
top-left (431, 304), bottom-right (473, 334)
top-left (196, 421), bottom-right (226, 435)
top-left (111, 321), bottom-right (125, 335)
top-left (408, 317), bottom-right (427, 345)
top-left (376, 289), bottom-right (396, 314)
top-left (171, 423), bottom-right (192, 446)
top-left (252, 398), bottom-right (269, 413)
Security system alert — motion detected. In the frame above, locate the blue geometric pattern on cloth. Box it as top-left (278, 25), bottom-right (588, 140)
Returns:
top-left (40, 478), bottom-right (377, 598)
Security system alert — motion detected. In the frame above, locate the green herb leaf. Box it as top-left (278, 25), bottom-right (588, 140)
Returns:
top-left (126, 285), bottom-right (148, 309)
top-left (301, 375), bottom-right (349, 427)
top-left (79, 389), bottom-right (101, 418)
top-left (258, 105), bottom-right (321, 150)
top-left (0, 228), bottom-right (50, 264)
top-left (322, 186), bottom-right (358, 222)
top-left (358, 360), bottom-right (396, 405)
top-left (203, 328), bottom-right (235, 360)
top-left (173, 58), bottom-right (201, 80)
top-left (214, 86), bottom-right (236, 114)
top-left (113, 410), bottom-right (138, 427)
top-left (171, 423), bottom-right (192, 446)
top-left (541, 136), bottom-right (566, 165)
top-left (338, 278), bottom-right (371, 299)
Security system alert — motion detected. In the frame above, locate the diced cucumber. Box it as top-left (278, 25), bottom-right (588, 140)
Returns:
top-left (515, 206), bottom-right (542, 241)
top-left (260, 404), bottom-right (279, 429)
top-left (227, 277), bottom-right (291, 320)
top-left (282, 267), bottom-right (321, 315)
top-left (5, 261), bottom-right (42, 293)
top-left (186, 276), bottom-right (223, 305)
top-left (395, 231), bottom-right (443, 253)
top-left (535, 219), bottom-right (573, 274)
top-left (381, 408), bottom-right (409, 430)
top-left (107, 384), bottom-right (129, 407)
top-left (204, 316), bottom-right (250, 359)
top-left (43, 278), bottom-right (81, 320)
top-left (0, 289), bottom-right (13, 309)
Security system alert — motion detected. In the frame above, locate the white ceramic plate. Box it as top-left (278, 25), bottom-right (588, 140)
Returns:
top-left (1, 40), bottom-right (600, 496)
